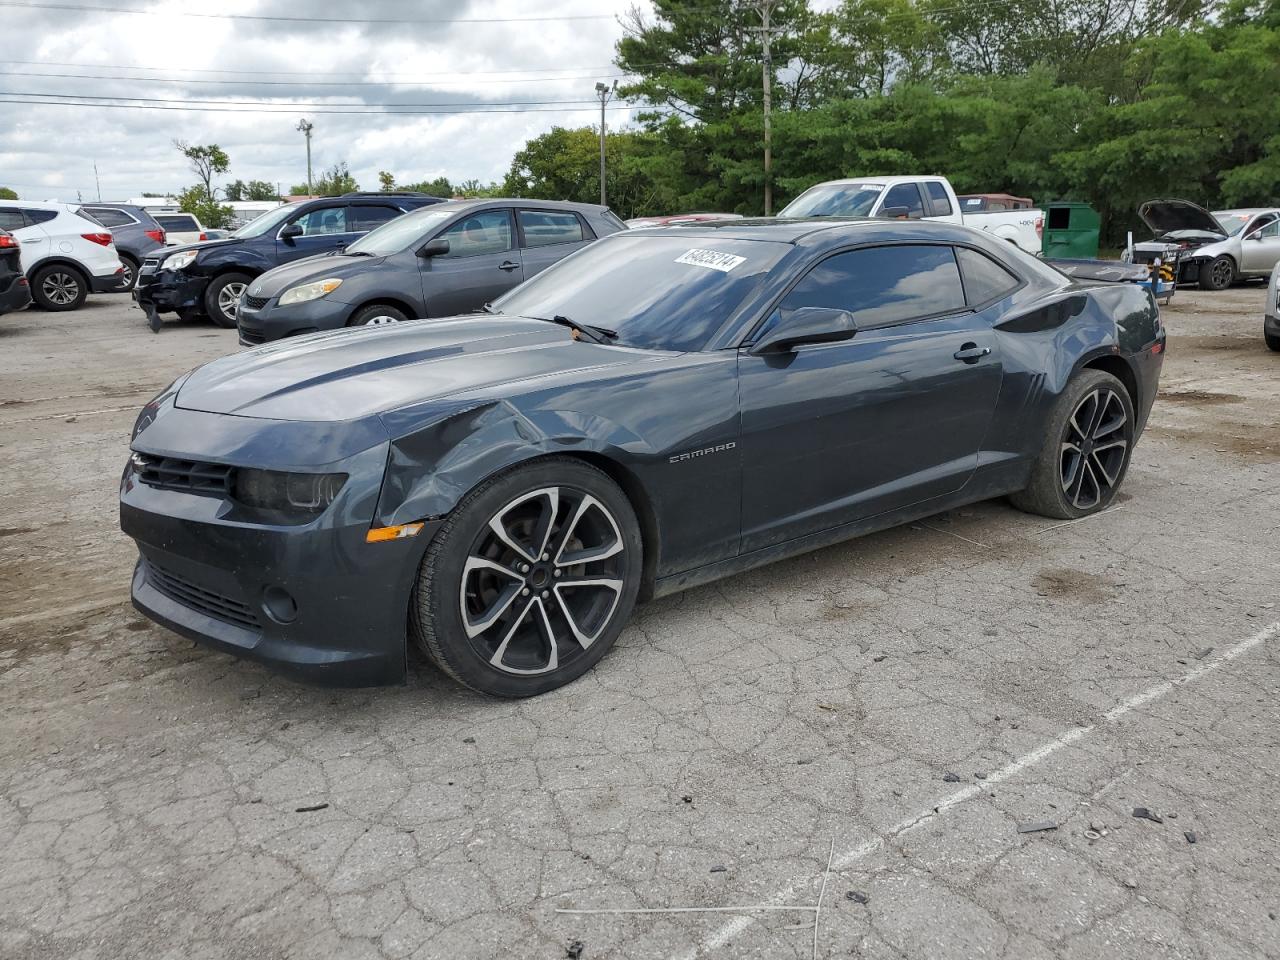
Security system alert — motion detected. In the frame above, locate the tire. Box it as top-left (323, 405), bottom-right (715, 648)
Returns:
top-left (203, 272), bottom-right (251, 328)
top-left (1009, 369), bottom-right (1136, 521)
top-left (1266, 327), bottom-right (1280, 352)
top-left (347, 303), bottom-right (411, 327)
top-left (411, 456), bottom-right (643, 697)
top-left (118, 255), bottom-right (139, 291)
top-left (30, 264), bottom-right (88, 311)
top-left (1199, 255), bottom-right (1234, 291)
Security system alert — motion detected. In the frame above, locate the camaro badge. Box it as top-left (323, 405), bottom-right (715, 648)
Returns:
top-left (669, 442), bottom-right (736, 464)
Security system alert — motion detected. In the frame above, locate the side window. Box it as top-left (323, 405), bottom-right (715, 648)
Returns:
top-left (881, 183), bottom-right (925, 219)
top-left (518, 209), bottom-right (584, 247)
top-left (86, 207), bottom-right (134, 227)
top-left (956, 247), bottom-right (1021, 305)
top-left (1251, 216), bottom-right (1279, 238)
top-left (291, 206), bottom-right (349, 236)
top-left (351, 204), bottom-right (401, 232)
top-left (439, 210), bottom-right (514, 258)
top-left (777, 245), bottom-right (967, 331)
top-left (22, 209), bottom-right (57, 225)
top-left (925, 182), bottom-right (953, 217)
top-left (0, 209), bottom-right (26, 231)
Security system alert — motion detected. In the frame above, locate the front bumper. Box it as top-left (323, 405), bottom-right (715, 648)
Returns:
top-left (135, 267), bottom-right (210, 314)
top-left (237, 295), bottom-right (351, 346)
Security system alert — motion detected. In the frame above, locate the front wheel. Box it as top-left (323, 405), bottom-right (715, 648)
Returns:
top-left (347, 303), bottom-right (410, 327)
top-left (204, 272), bottom-right (251, 328)
top-left (411, 457), bottom-right (643, 697)
top-left (1199, 255), bottom-right (1234, 291)
top-left (118, 255), bottom-right (139, 291)
top-left (1009, 370), bottom-right (1135, 520)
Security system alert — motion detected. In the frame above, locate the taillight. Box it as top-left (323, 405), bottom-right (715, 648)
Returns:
top-left (198, 233), bottom-right (207, 241)
top-left (0, 234), bottom-right (17, 249)
top-left (146, 228), bottom-right (166, 244)
top-left (1034, 216), bottom-right (1044, 237)
top-left (82, 233), bottom-right (114, 246)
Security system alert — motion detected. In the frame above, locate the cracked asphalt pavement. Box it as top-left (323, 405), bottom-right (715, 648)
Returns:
top-left (1, 286), bottom-right (1278, 959)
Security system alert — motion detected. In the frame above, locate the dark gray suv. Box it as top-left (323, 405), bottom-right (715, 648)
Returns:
top-left (81, 203), bottom-right (166, 290)
top-left (237, 199), bottom-right (626, 345)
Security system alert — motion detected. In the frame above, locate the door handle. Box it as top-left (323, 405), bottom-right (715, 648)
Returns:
top-left (953, 343), bottom-right (991, 363)
top-left (498, 260), bottom-right (520, 272)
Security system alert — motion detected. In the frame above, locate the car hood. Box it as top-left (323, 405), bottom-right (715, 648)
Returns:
top-left (175, 316), bottom-right (674, 422)
top-left (245, 254), bottom-right (387, 299)
top-left (1137, 199), bottom-right (1226, 238)
top-left (157, 237), bottom-right (243, 259)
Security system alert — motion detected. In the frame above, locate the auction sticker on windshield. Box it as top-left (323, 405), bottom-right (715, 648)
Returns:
top-left (675, 249), bottom-right (746, 272)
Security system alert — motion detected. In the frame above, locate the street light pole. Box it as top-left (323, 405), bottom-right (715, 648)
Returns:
top-left (594, 81), bottom-right (615, 207)
top-left (296, 118), bottom-right (314, 196)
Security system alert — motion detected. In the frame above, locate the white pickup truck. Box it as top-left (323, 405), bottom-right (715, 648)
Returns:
top-left (777, 175), bottom-right (1044, 255)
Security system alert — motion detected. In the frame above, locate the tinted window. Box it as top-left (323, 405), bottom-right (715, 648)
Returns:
top-left (956, 247), bottom-right (1021, 305)
top-left (778, 182), bottom-right (883, 218)
top-left (1250, 215), bottom-right (1279, 238)
top-left (881, 183), bottom-right (925, 219)
top-left (519, 209), bottom-right (584, 247)
top-left (440, 210), bottom-right (513, 258)
top-left (492, 234), bottom-right (789, 351)
top-left (925, 182), bottom-right (953, 217)
top-left (0, 209), bottom-right (26, 231)
top-left (23, 209), bottom-right (57, 225)
top-left (156, 214), bottom-right (199, 231)
top-left (85, 207), bottom-right (135, 227)
top-left (291, 206), bottom-right (349, 235)
top-left (351, 204), bottom-right (401, 232)
top-left (777, 245), bottom-right (966, 330)
top-left (347, 208), bottom-right (454, 256)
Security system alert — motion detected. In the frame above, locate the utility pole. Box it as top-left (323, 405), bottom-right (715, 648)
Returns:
top-left (594, 81), bottom-right (616, 207)
top-left (296, 118), bottom-right (314, 196)
top-left (751, 0), bottom-right (779, 216)
top-left (93, 161), bottom-right (102, 201)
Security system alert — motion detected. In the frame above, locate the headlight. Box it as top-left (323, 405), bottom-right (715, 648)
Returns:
top-left (233, 469), bottom-right (347, 514)
top-left (165, 250), bottom-right (199, 270)
top-left (279, 278), bottom-right (343, 306)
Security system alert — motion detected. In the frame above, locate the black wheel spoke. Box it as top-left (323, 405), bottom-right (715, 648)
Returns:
top-left (1060, 386), bottom-right (1130, 510)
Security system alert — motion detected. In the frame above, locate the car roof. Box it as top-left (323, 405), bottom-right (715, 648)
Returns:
top-left (621, 216), bottom-right (993, 249)
top-left (0, 199), bottom-right (73, 211)
top-left (1213, 207), bottom-right (1280, 216)
top-left (432, 197), bottom-right (611, 215)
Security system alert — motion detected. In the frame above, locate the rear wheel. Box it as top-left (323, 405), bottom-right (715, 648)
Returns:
top-left (1009, 370), bottom-right (1135, 520)
top-left (1199, 255), bottom-right (1234, 291)
top-left (347, 303), bottom-right (411, 327)
top-left (118, 255), bottom-right (139, 291)
top-left (204, 272), bottom-right (251, 328)
top-left (411, 457), bottom-right (642, 697)
top-left (30, 264), bottom-right (88, 311)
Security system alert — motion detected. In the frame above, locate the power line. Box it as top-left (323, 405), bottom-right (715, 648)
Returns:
top-left (0, 96), bottom-right (637, 116)
top-left (0, 59), bottom-right (658, 79)
top-left (0, 69), bottom-right (635, 88)
top-left (5, 91), bottom-right (617, 108)
top-left (0, 1), bottom-right (617, 23)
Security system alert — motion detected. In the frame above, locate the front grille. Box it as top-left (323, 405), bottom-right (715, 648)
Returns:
top-left (133, 452), bottom-right (233, 494)
top-left (146, 560), bottom-right (260, 629)
top-left (242, 294), bottom-right (269, 310)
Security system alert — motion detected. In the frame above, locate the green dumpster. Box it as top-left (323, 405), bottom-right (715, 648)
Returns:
top-left (1041, 202), bottom-right (1100, 258)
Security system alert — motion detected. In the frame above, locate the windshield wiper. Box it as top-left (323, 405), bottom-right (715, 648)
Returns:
top-left (344, 250), bottom-right (375, 257)
top-left (481, 302), bottom-right (500, 314)
top-left (533, 314), bottom-right (617, 344)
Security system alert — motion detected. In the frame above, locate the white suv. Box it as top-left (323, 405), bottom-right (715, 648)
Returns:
top-left (0, 201), bottom-right (125, 310)
top-left (153, 212), bottom-right (207, 246)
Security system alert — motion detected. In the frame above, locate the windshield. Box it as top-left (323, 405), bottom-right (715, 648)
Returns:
top-left (491, 234), bottom-right (788, 351)
top-left (231, 204), bottom-right (298, 239)
top-left (1212, 212), bottom-right (1251, 236)
top-left (346, 208), bottom-right (454, 256)
top-left (778, 182), bottom-right (884, 218)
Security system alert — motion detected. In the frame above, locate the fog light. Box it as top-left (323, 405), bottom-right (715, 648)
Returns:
top-left (262, 586), bottom-right (298, 624)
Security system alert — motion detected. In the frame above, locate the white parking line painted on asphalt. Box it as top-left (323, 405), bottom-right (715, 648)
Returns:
top-left (672, 620), bottom-right (1280, 959)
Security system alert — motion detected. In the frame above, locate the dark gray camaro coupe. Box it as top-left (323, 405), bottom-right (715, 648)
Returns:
top-left (121, 219), bottom-right (1165, 696)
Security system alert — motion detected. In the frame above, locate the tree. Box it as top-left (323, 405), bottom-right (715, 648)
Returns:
top-left (174, 141), bottom-right (230, 203)
top-left (402, 176), bottom-right (455, 197)
top-left (292, 161), bottom-right (358, 197)
top-left (0, 187), bottom-right (17, 200)
top-left (176, 185), bottom-right (233, 229)
top-left (378, 170), bottom-right (396, 191)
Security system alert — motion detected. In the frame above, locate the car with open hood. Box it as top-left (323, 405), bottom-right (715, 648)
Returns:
top-left (236, 199), bottom-right (626, 346)
top-left (121, 218), bottom-right (1164, 696)
top-left (1127, 199), bottom-right (1280, 291)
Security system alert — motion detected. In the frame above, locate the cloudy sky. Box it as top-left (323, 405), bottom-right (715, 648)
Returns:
top-left (0, 0), bottom-right (647, 202)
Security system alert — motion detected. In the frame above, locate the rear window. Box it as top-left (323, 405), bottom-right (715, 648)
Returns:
top-left (156, 215), bottom-right (199, 231)
top-left (84, 207), bottom-right (136, 227)
top-left (23, 209), bottom-right (57, 225)
top-left (925, 182), bottom-right (953, 217)
top-left (956, 247), bottom-right (1021, 305)
top-left (518, 209), bottom-right (584, 248)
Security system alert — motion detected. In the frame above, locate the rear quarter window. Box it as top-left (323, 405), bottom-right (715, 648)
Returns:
top-left (22, 209), bottom-right (58, 225)
top-left (956, 247), bottom-right (1022, 305)
top-left (518, 209), bottom-right (585, 247)
top-left (84, 207), bottom-right (136, 227)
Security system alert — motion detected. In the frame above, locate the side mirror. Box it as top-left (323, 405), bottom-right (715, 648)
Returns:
top-left (416, 237), bottom-right (450, 258)
top-left (749, 306), bottom-right (858, 355)
top-left (879, 205), bottom-right (920, 220)
top-left (279, 223), bottom-right (303, 243)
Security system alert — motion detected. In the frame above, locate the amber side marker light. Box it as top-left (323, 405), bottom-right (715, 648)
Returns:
top-left (366, 523), bottom-right (424, 543)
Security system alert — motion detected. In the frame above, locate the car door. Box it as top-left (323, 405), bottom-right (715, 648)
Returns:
top-left (419, 208), bottom-right (523, 316)
top-left (275, 203), bottom-right (357, 263)
top-left (737, 243), bottom-right (1004, 552)
top-left (516, 208), bottom-right (592, 278)
top-left (1239, 215), bottom-right (1280, 274)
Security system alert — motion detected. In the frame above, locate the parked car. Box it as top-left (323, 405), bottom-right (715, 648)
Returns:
top-left (121, 218), bottom-right (1163, 694)
top-left (778, 176), bottom-right (1044, 255)
top-left (135, 192), bottom-right (446, 329)
top-left (237, 199), bottom-right (627, 345)
top-left (0, 230), bottom-right (31, 316)
top-left (1126, 200), bottom-right (1280, 291)
top-left (0, 200), bottom-right (124, 310)
top-left (153, 212), bottom-right (207, 246)
top-left (1266, 261), bottom-right (1279, 352)
top-left (625, 213), bottom-right (740, 227)
top-left (82, 203), bottom-right (166, 289)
